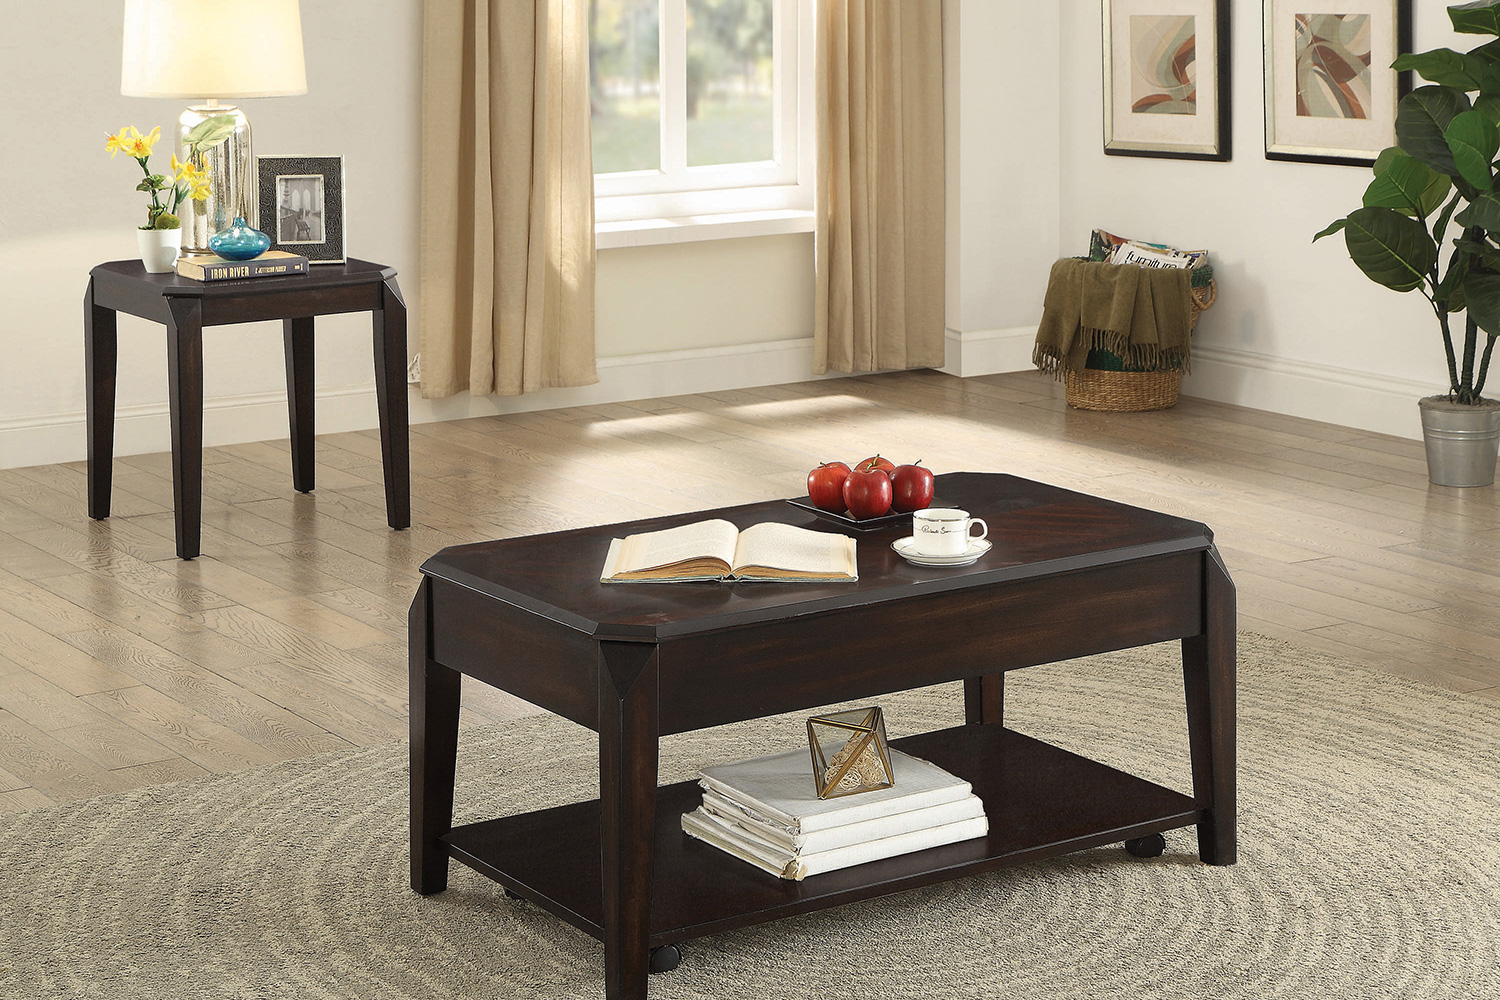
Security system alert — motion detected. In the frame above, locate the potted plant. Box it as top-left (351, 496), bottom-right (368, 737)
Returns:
top-left (105, 123), bottom-right (218, 273)
top-left (1315, 0), bottom-right (1500, 486)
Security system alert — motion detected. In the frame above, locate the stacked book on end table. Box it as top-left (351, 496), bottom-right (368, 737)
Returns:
top-left (682, 747), bottom-right (987, 881)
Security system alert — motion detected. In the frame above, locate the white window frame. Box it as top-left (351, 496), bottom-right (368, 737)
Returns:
top-left (593, 0), bottom-right (815, 227)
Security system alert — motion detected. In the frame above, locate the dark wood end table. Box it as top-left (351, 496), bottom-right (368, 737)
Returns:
top-left (410, 472), bottom-right (1236, 999)
top-left (84, 258), bottom-right (410, 559)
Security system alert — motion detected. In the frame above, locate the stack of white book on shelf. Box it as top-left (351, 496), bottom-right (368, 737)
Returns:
top-left (681, 746), bottom-right (987, 881)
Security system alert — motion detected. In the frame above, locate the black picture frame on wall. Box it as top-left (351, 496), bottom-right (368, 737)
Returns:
top-left (256, 155), bottom-right (346, 263)
top-left (1103, 0), bottom-right (1232, 161)
top-left (1263, 1), bottom-right (1414, 166)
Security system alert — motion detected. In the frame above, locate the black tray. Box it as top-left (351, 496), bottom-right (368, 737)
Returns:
top-left (784, 496), bottom-right (955, 531)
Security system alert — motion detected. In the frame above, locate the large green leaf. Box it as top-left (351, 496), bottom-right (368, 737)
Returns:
top-left (1394, 49), bottom-right (1487, 90)
top-left (182, 114), bottom-right (237, 153)
top-left (1363, 152), bottom-right (1451, 217)
top-left (1451, 0), bottom-right (1500, 36)
top-left (1446, 110), bottom-right (1499, 189)
top-left (1463, 272), bottom-right (1500, 336)
top-left (1313, 218), bottom-right (1348, 242)
top-left (1471, 37), bottom-right (1500, 68)
top-left (1342, 207), bottom-right (1438, 292)
top-left (1397, 86), bottom-right (1473, 175)
top-left (1457, 191), bottom-right (1500, 229)
top-left (1476, 93), bottom-right (1500, 124)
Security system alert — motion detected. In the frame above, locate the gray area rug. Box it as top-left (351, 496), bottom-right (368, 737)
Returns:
top-left (2, 633), bottom-right (1498, 999)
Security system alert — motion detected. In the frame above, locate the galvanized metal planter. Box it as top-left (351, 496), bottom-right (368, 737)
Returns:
top-left (1418, 396), bottom-right (1500, 487)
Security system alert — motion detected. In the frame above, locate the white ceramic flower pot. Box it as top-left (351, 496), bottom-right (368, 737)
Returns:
top-left (137, 227), bottom-right (182, 273)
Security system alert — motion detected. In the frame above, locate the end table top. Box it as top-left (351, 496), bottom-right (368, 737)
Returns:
top-left (420, 472), bottom-right (1214, 641)
top-left (90, 257), bottom-right (394, 299)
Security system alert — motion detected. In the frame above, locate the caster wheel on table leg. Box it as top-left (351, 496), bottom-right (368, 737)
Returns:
top-left (649, 944), bottom-right (682, 975)
top-left (1124, 833), bottom-right (1166, 858)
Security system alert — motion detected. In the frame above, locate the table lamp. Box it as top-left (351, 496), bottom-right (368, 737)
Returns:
top-left (121, 0), bottom-right (307, 256)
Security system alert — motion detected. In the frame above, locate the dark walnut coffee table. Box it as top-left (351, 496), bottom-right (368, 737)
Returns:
top-left (410, 472), bottom-right (1235, 999)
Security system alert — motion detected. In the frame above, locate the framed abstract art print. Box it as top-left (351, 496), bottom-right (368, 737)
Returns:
top-left (1103, 0), bottom-right (1231, 160)
top-left (1263, 1), bottom-right (1413, 165)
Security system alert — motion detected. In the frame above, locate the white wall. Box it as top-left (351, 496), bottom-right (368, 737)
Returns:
top-left (0, 0), bottom-right (816, 469)
top-left (6, 0), bottom-right (1465, 471)
top-left (1055, 1), bottom-right (1469, 439)
top-left (942, 0), bottom-right (1064, 378)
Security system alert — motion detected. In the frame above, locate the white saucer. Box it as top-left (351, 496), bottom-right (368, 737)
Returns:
top-left (891, 536), bottom-right (992, 567)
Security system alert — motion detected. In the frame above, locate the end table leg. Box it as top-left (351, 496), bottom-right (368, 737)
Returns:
top-left (283, 316), bottom-right (316, 493)
top-left (85, 278), bottom-right (118, 520)
top-left (373, 277), bottom-right (410, 530)
top-left (410, 578), bottom-right (461, 895)
top-left (963, 673), bottom-right (1005, 725)
top-left (599, 641), bottom-right (660, 1000)
top-left (165, 299), bottom-right (204, 560)
top-left (1182, 546), bottom-right (1236, 865)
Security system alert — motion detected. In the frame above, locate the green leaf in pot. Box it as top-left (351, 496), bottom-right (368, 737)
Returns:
top-left (1445, 109), bottom-right (1500, 190)
top-left (1449, 0), bottom-right (1500, 36)
top-left (1398, 86), bottom-right (1472, 175)
top-left (1394, 49), bottom-right (1489, 90)
top-left (1342, 206), bottom-right (1438, 292)
top-left (1363, 151), bottom-right (1451, 217)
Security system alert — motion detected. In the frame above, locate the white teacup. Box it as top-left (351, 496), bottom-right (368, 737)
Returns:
top-left (911, 508), bottom-right (987, 556)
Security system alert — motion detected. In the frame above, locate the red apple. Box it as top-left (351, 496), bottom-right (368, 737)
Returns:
top-left (854, 455), bottom-right (897, 476)
top-left (843, 467), bottom-right (894, 519)
top-left (806, 461), bottom-right (852, 513)
top-left (891, 461), bottom-right (935, 513)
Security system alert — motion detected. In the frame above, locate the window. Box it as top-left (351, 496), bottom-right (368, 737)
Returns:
top-left (589, 0), bottom-right (814, 225)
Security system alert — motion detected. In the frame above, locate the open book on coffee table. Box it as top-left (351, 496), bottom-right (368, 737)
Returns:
top-left (601, 519), bottom-right (857, 583)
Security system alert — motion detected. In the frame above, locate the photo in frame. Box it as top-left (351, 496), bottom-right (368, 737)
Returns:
top-left (1103, 0), bottom-right (1231, 160)
top-left (1263, 1), bottom-right (1412, 165)
top-left (256, 155), bottom-right (346, 263)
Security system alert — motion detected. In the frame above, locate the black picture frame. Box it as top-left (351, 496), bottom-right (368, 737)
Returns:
top-left (256, 155), bottom-right (346, 263)
top-left (1263, 1), bottom-right (1413, 166)
top-left (1103, 0), bottom-right (1232, 161)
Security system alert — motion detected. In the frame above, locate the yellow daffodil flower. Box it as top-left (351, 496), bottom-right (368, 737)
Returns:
top-left (104, 125), bottom-right (138, 158)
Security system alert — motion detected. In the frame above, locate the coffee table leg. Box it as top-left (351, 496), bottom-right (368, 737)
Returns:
top-left (1182, 546), bottom-right (1236, 865)
top-left (165, 299), bottom-right (205, 560)
top-left (598, 641), bottom-right (660, 1000)
top-left (410, 578), bottom-right (461, 895)
top-left (283, 316), bottom-right (316, 493)
top-left (963, 673), bottom-right (1005, 725)
top-left (373, 277), bottom-right (410, 530)
top-left (84, 278), bottom-right (117, 520)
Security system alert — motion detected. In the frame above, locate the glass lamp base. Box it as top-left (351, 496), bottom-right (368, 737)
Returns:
top-left (178, 103), bottom-right (256, 256)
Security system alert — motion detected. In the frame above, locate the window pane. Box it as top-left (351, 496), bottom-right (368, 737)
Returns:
top-left (686, 0), bottom-right (774, 167)
top-left (590, 0), bottom-right (661, 174)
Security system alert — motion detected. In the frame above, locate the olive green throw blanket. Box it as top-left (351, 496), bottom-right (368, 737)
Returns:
top-left (1033, 258), bottom-right (1194, 376)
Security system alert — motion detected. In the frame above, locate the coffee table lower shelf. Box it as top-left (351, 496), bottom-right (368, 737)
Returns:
top-left (441, 723), bottom-right (1200, 948)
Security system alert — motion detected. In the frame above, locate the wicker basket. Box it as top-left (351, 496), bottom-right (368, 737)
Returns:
top-left (1064, 267), bottom-right (1217, 412)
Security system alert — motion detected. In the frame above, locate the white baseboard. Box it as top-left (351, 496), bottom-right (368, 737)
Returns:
top-left (0, 337), bottom-right (838, 470)
top-left (1184, 345), bottom-right (1433, 441)
top-left (938, 325), bottom-right (1037, 378)
top-left (2, 336), bottom-right (1437, 470)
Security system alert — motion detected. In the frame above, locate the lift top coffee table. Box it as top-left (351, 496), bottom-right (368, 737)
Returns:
top-left (409, 472), bottom-right (1235, 999)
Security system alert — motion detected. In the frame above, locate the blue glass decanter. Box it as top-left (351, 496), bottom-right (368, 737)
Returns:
top-left (209, 218), bottom-right (272, 260)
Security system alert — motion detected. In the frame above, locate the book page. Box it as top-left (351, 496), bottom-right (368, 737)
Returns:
top-left (730, 522), bottom-right (856, 580)
top-left (605, 519), bottom-right (740, 580)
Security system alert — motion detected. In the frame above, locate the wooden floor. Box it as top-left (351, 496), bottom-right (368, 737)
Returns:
top-left (2, 370), bottom-right (1498, 812)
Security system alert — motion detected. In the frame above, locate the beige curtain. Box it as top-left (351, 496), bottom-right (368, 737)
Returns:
top-left (419, 0), bottom-right (598, 398)
top-left (814, 0), bottom-right (945, 375)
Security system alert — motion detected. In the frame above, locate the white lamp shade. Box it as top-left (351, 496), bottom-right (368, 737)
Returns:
top-left (121, 0), bottom-right (307, 99)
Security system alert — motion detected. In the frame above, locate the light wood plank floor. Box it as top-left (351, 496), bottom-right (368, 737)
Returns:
top-left (2, 369), bottom-right (1497, 812)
